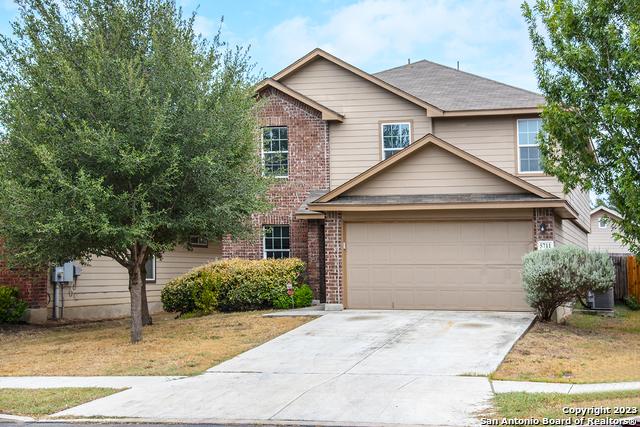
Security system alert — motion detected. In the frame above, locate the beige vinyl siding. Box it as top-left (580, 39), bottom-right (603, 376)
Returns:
top-left (566, 187), bottom-right (591, 230)
top-left (280, 58), bottom-right (432, 188)
top-left (554, 217), bottom-right (588, 248)
top-left (432, 116), bottom-right (519, 173)
top-left (432, 116), bottom-right (566, 195)
top-left (345, 144), bottom-right (526, 196)
top-left (588, 212), bottom-right (631, 254)
top-left (49, 243), bottom-right (221, 320)
top-left (433, 116), bottom-right (592, 232)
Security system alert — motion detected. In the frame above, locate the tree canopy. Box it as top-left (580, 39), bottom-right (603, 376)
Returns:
top-left (0, 0), bottom-right (269, 342)
top-left (523, 0), bottom-right (640, 254)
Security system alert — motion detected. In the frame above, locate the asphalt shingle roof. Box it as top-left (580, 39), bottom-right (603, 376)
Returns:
top-left (373, 60), bottom-right (545, 112)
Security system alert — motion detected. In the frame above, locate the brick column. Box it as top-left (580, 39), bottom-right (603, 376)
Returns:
top-left (306, 220), bottom-right (325, 301)
top-left (533, 208), bottom-right (554, 249)
top-left (324, 212), bottom-right (343, 306)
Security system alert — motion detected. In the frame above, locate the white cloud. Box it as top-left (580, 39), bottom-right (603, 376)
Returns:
top-left (264, 0), bottom-right (539, 91)
top-left (193, 15), bottom-right (218, 38)
top-left (0, 0), bottom-right (18, 11)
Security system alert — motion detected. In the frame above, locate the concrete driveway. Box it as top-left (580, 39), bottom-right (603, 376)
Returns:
top-left (58, 310), bottom-right (534, 426)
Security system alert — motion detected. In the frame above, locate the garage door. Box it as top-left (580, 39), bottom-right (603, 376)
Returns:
top-left (345, 221), bottom-right (533, 311)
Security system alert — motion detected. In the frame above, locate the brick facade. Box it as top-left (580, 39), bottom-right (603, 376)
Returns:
top-left (533, 208), bottom-right (555, 248)
top-left (306, 220), bottom-right (325, 298)
top-left (0, 244), bottom-right (48, 309)
top-left (324, 212), bottom-right (343, 304)
top-left (222, 87), bottom-right (330, 299)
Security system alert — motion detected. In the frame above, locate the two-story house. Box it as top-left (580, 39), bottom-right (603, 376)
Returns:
top-left (223, 48), bottom-right (590, 311)
top-left (3, 48), bottom-right (591, 321)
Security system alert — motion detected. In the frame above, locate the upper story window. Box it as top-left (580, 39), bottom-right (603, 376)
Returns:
top-left (262, 126), bottom-right (288, 178)
top-left (517, 118), bottom-right (543, 173)
top-left (598, 216), bottom-right (608, 229)
top-left (263, 225), bottom-right (290, 259)
top-left (381, 122), bottom-right (411, 160)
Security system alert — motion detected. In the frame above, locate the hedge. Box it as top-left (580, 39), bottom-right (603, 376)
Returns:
top-left (161, 258), bottom-right (308, 315)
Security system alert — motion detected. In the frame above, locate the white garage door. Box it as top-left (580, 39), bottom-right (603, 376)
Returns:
top-left (346, 221), bottom-right (533, 311)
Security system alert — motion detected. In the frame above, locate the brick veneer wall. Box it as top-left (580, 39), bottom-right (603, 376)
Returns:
top-left (0, 245), bottom-right (48, 309)
top-left (324, 212), bottom-right (343, 304)
top-left (306, 220), bottom-right (325, 298)
top-left (533, 208), bottom-right (555, 248)
top-left (222, 87), bottom-right (330, 298)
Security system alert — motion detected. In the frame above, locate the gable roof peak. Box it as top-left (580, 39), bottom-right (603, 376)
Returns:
top-left (314, 133), bottom-right (556, 203)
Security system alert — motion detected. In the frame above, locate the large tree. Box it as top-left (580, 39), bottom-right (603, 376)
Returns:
top-left (523, 0), bottom-right (640, 254)
top-left (0, 0), bottom-right (268, 342)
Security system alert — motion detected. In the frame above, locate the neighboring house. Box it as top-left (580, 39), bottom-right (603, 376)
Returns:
top-left (3, 48), bottom-right (592, 320)
top-left (588, 207), bottom-right (631, 254)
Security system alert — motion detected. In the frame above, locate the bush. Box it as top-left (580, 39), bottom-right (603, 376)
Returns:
top-left (272, 284), bottom-right (314, 309)
top-left (161, 258), bottom-right (305, 315)
top-left (0, 285), bottom-right (28, 323)
top-left (624, 295), bottom-right (640, 311)
top-left (522, 246), bottom-right (614, 321)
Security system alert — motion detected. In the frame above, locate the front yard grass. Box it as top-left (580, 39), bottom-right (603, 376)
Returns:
top-left (0, 388), bottom-right (121, 417)
top-left (492, 304), bottom-right (640, 383)
top-left (485, 390), bottom-right (640, 421)
top-left (0, 311), bottom-right (310, 376)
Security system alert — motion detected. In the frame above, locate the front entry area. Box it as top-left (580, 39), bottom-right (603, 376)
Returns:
top-left (345, 221), bottom-right (533, 310)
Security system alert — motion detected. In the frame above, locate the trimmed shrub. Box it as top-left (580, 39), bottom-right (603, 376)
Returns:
top-left (624, 295), bottom-right (640, 311)
top-left (161, 258), bottom-right (305, 315)
top-left (0, 285), bottom-right (28, 323)
top-left (522, 246), bottom-right (614, 321)
top-left (293, 284), bottom-right (314, 307)
top-left (272, 284), bottom-right (314, 309)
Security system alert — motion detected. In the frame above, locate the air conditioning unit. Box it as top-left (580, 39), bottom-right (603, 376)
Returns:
top-left (587, 287), bottom-right (614, 311)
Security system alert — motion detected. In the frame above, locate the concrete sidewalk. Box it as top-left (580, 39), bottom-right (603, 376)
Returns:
top-left (0, 376), bottom-right (183, 389)
top-left (492, 379), bottom-right (640, 394)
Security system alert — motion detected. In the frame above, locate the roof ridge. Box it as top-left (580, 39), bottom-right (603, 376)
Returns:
top-left (375, 59), bottom-right (543, 98)
top-left (373, 59), bottom-right (430, 75)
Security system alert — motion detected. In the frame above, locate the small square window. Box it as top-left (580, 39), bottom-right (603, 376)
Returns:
top-left (598, 217), bottom-right (608, 229)
top-left (263, 225), bottom-right (290, 259)
top-left (381, 123), bottom-right (411, 159)
top-left (262, 126), bottom-right (288, 178)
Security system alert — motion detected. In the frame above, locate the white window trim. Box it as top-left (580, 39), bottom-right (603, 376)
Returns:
top-left (381, 122), bottom-right (411, 159)
top-left (598, 217), bottom-right (608, 229)
top-left (262, 225), bottom-right (291, 259)
top-left (261, 127), bottom-right (289, 179)
top-left (145, 255), bottom-right (156, 282)
top-left (516, 118), bottom-right (543, 174)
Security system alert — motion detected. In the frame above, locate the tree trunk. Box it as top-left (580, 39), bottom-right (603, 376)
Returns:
top-left (140, 260), bottom-right (152, 326)
top-left (128, 261), bottom-right (144, 343)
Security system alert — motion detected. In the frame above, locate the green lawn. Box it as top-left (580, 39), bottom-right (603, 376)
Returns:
top-left (486, 390), bottom-right (640, 421)
top-left (0, 388), bottom-right (122, 417)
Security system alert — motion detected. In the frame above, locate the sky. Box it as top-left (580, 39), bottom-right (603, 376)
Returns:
top-left (0, 0), bottom-right (540, 92)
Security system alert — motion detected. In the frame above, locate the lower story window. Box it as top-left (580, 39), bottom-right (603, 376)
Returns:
top-left (263, 225), bottom-right (290, 259)
top-left (145, 255), bottom-right (156, 282)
